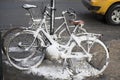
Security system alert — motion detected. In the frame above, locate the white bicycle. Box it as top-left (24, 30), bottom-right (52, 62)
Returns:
top-left (5, 0), bottom-right (109, 77)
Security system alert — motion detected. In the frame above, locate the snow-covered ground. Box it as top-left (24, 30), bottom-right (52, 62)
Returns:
top-left (5, 59), bottom-right (100, 80)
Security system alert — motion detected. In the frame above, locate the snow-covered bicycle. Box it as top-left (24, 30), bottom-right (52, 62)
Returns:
top-left (4, 0), bottom-right (109, 77)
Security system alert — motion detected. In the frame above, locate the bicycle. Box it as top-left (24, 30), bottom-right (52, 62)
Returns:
top-left (4, 3), bottom-right (80, 66)
top-left (2, 4), bottom-right (42, 55)
top-left (4, 0), bottom-right (109, 77)
top-left (2, 3), bottom-right (78, 55)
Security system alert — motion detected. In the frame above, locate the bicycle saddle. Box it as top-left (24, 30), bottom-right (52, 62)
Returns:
top-left (69, 20), bottom-right (84, 26)
top-left (22, 4), bottom-right (37, 10)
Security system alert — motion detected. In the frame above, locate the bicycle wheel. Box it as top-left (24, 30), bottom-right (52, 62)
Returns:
top-left (2, 27), bottom-right (25, 55)
top-left (68, 36), bottom-right (109, 76)
top-left (6, 30), bottom-right (45, 70)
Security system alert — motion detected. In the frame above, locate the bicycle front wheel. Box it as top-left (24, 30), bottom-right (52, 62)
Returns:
top-left (6, 30), bottom-right (45, 70)
top-left (68, 36), bottom-right (109, 76)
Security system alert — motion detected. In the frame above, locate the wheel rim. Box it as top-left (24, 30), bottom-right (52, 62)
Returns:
top-left (6, 31), bottom-right (45, 70)
top-left (2, 27), bottom-right (24, 55)
top-left (68, 37), bottom-right (109, 76)
top-left (111, 8), bottom-right (120, 24)
top-left (85, 40), bottom-right (109, 74)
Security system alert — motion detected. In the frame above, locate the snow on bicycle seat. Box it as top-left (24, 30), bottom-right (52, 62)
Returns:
top-left (69, 20), bottom-right (84, 26)
top-left (22, 4), bottom-right (37, 9)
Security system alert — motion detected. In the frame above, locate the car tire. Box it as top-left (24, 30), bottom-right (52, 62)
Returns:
top-left (105, 4), bottom-right (120, 25)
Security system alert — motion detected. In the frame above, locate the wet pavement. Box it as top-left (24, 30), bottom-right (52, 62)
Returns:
top-left (1, 0), bottom-right (120, 80)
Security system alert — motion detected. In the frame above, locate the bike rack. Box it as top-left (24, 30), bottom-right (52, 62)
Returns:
top-left (0, 32), bottom-right (3, 80)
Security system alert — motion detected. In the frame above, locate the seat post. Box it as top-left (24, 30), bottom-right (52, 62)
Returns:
top-left (27, 9), bottom-right (34, 22)
top-left (22, 4), bottom-right (37, 22)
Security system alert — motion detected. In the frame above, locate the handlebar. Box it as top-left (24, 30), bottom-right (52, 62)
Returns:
top-left (62, 8), bottom-right (77, 20)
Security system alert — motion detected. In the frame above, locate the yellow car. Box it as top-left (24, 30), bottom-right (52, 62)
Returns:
top-left (82, 0), bottom-right (120, 25)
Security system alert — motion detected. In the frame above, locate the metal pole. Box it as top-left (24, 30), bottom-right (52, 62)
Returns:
top-left (50, 0), bottom-right (55, 35)
top-left (0, 32), bottom-right (3, 80)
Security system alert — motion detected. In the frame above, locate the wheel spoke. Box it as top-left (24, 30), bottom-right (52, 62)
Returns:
top-left (67, 36), bottom-right (109, 76)
top-left (6, 31), bottom-right (45, 70)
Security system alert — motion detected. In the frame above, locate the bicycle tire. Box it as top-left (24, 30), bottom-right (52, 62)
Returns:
top-left (2, 27), bottom-right (25, 55)
top-left (68, 35), bottom-right (109, 76)
top-left (6, 30), bottom-right (45, 70)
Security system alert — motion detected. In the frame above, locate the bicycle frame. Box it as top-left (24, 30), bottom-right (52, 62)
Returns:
top-left (30, 9), bottom-right (76, 36)
top-left (26, 18), bottom-right (92, 60)
top-left (22, 4), bottom-right (93, 60)
top-left (54, 11), bottom-right (73, 36)
top-left (22, 2), bottom-right (77, 38)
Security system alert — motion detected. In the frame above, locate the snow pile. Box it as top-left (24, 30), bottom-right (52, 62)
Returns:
top-left (25, 60), bottom-right (94, 80)
top-left (4, 59), bottom-right (98, 80)
top-left (26, 60), bottom-right (71, 80)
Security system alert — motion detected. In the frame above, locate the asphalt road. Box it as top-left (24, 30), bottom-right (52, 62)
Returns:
top-left (0, 0), bottom-right (120, 42)
top-left (0, 0), bottom-right (120, 80)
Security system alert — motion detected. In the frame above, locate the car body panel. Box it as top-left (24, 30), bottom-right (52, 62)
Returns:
top-left (82, 0), bottom-right (120, 15)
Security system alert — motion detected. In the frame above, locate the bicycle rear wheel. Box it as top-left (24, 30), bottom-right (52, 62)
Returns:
top-left (68, 36), bottom-right (109, 76)
top-left (6, 30), bottom-right (45, 70)
top-left (2, 27), bottom-right (25, 55)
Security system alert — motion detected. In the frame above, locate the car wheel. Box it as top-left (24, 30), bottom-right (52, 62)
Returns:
top-left (105, 4), bottom-right (120, 25)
